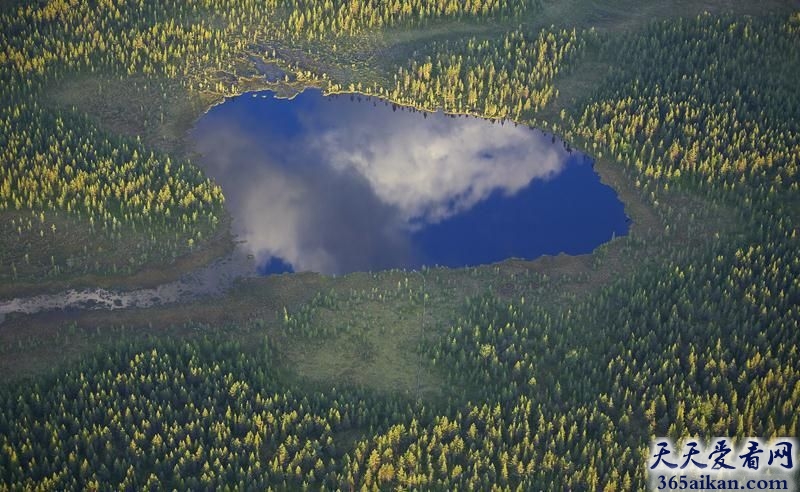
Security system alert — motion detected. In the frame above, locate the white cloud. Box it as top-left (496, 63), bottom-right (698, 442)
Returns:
top-left (313, 108), bottom-right (568, 225)
top-left (190, 92), bottom-right (572, 274)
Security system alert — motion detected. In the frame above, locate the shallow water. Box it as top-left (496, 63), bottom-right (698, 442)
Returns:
top-left (0, 251), bottom-right (255, 325)
top-left (191, 89), bottom-right (629, 275)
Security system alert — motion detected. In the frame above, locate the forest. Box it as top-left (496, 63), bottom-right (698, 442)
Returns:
top-left (1, 0), bottom-right (798, 490)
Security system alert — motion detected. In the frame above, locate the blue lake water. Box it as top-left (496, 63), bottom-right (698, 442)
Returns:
top-left (190, 89), bottom-right (629, 275)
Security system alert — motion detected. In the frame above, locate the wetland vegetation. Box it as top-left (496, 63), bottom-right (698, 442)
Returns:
top-left (0, 0), bottom-right (798, 489)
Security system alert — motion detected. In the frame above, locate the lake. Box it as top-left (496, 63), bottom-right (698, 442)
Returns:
top-left (190, 89), bottom-right (629, 275)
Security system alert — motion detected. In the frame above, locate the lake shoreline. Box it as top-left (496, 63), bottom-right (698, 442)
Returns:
top-left (0, 83), bottom-right (649, 321)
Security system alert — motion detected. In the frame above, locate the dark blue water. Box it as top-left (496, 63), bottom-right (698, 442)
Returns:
top-left (191, 89), bottom-right (628, 275)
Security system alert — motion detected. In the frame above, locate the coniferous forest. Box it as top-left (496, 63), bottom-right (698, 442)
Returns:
top-left (1, 0), bottom-right (798, 490)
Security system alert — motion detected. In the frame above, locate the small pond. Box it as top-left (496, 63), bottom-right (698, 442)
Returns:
top-left (190, 89), bottom-right (629, 275)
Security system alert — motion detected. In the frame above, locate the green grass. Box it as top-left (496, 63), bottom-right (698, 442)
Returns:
top-left (0, 209), bottom-right (234, 298)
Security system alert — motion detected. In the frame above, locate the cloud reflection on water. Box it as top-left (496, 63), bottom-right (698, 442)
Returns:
top-left (312, 107), bottom-right (565, 225)
top-left (191, 91), bottom-right (571, 275)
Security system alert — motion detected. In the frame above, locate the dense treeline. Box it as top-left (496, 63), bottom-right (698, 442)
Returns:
top-left (282, 0), bottom-right (538, 39)
top-left (562, 12), bottom-right (800, 445)
top-left (3, 245), bottom-right (796, 489)
top-left (389, 27), bottom-right (587, 118)
top-left (340, 27), bottom-right (587, 118)
top-left (0, 336), bottom-right (437, 490)
top-left (0, 0), bottom-right (239, 280)
top-left (0, 106), bottom-right (223, 234)
top-left (570, 13), bottom-right (800, 189)
top-left (558, 15), bottom-right (800, 461)
top-left (347, 236), bottom-right (800, 489)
